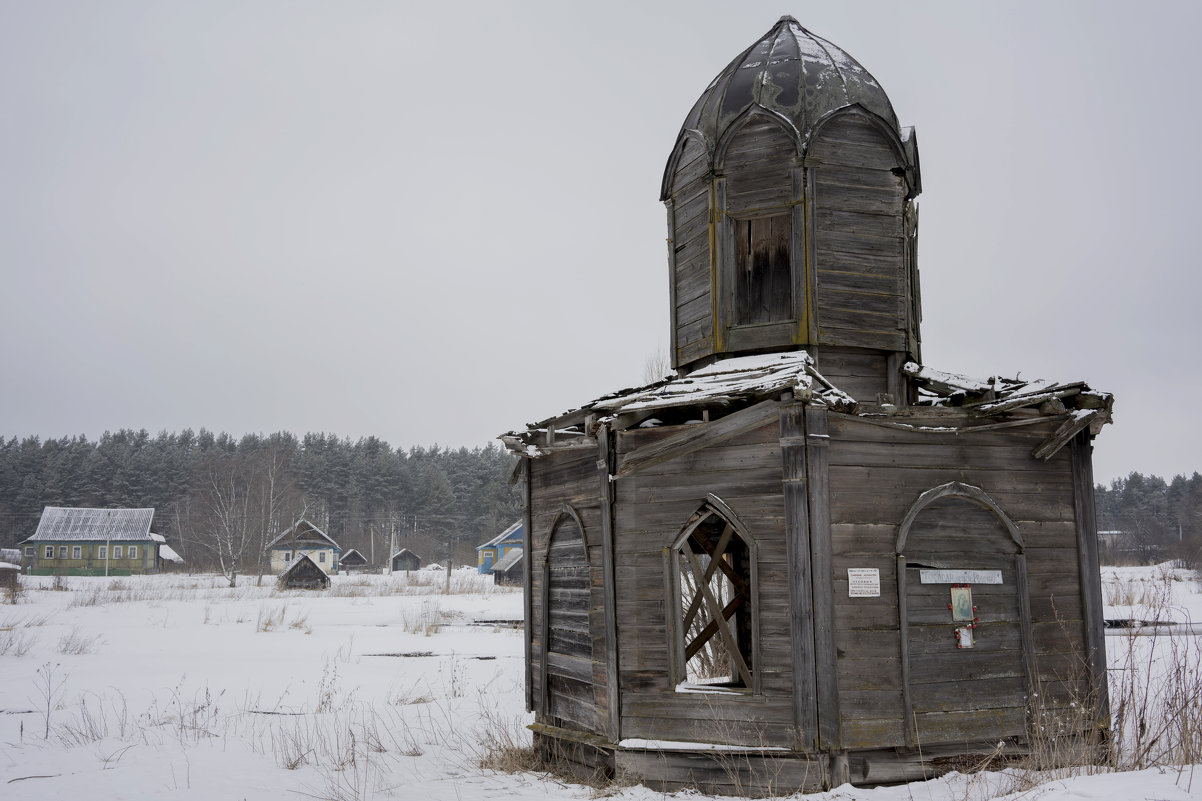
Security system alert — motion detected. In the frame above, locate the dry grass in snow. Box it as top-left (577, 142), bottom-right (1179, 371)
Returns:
top-left (1, 566), bottom-right (1201, 801)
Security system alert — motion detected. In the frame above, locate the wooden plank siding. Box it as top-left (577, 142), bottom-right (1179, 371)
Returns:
top-left (611, 417), bottom-right (798, 747)
top-left (528, 448), bottom-right (608, 738)
top-left (669, 136), bottom-right (715, 368)
top-left (806, 114), bottom-right (909, 353)
top-left (824, 410), bottom-right (1093, 750)
top-left (722, 117), bottom-right (795, 215)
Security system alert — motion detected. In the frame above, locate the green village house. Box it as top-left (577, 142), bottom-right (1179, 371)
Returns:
top-left (21, 506), bottom-right (180, 576)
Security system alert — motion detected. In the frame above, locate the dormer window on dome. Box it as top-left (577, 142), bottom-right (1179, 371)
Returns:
top-left (662, 16), bottom-right (922, 375)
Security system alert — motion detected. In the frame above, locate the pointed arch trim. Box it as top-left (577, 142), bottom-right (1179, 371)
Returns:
top-left (714, 105), bottom-right (802, 168)
top-left (896, 481), bottom-right (1022, 554)
top-left (545, 504), bottom-right (589, 566)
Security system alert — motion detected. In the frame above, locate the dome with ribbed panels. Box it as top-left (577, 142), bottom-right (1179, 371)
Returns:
top-left (661, 16), bottom-right (899, 199)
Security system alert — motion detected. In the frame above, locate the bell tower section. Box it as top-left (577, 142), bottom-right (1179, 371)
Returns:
top-left (662, 16), bottom-right (922, 391)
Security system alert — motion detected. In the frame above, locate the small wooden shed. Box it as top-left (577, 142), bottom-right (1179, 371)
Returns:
top-left (391, 548), bottom-right (422, 572)
top-left (501, 16), bottom-right (1112, 795)
top-left (277, 553), bottom-right (330, 591)
top-left (0, 549), bottom-right (19, 594)
top-left (490, 546), bottom-right (524, 587)
top-left (340, 548), bottom-right (369, 572)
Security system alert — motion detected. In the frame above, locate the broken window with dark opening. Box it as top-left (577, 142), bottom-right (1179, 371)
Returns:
top-left (675, 509), bottom-right (754, 689)
top-left (733, 214), bottom-right (792, 325)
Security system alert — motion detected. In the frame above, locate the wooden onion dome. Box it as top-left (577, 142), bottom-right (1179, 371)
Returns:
top-left (663, 15), bottom-right (922, 383)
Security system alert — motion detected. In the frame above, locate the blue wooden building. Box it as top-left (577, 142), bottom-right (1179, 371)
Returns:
top-left (476, 521), bottom-right (522, 574)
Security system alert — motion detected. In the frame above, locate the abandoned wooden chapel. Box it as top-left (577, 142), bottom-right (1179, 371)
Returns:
top-left (501, 16), bottom-right (1113, 794)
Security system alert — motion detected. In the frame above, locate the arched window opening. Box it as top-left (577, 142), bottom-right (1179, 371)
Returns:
top-left (675, 509), bottom-right (754, 689)
top-left (733, 214), bottom-right (792, 325)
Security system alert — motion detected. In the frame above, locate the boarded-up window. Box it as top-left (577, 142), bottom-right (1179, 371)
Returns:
top-left (733, 214), bottom-right (791, 325)
top-left (676, 510), bottom-right (754, 688)
top-left (543, 516), bottom-right (595, 730)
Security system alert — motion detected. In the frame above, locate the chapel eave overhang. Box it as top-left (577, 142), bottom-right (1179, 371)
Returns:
top-left (499, 354), bottom-right (1112, 464)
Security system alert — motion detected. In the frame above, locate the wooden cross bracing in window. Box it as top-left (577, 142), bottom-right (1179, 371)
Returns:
top-left (679, 516), bottom-right (753, 687)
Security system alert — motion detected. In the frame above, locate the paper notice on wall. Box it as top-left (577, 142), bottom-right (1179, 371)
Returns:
top-left (847, 568), bottom-right (880, 598)
top-left (919, 569), bottom-right (1003, 585)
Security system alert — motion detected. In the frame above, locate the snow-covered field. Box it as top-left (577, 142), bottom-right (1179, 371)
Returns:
top-left (0, 566), bottom-right (1199, 801)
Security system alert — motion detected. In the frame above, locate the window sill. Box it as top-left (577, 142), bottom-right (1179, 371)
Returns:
top-left (674, 681), bottom-right (754, 696)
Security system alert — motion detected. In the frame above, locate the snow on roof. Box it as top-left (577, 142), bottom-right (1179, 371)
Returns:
top-left (159, 544), bottom-right (184, 563)
top-left (264, 518), bottom-right (339, 551)
top-left (478, 521), bottom-right (522, 550)
top-left (502, 351), bottom-right (853, 454)
top-left (0, 561), bottom-right (19, 572)
top-left (22, 507), bottom-right (156, 543)
top-left (490, 547), bottom-right (523, 573)
top-left (502, 352), bottom-right (1112, 462)
top-left (279, 552), bottom-right (328, 577)
top-left (903, 362), bottom-right (1112, 421)
top-left (592, 351), bottom-right (851, 415)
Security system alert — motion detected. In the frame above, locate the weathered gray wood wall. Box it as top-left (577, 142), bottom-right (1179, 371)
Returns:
top-left (806, 113), bottom-right (910, 354)
top-left (528, 447), bottom-right (609, 739)
top-left (612, 419), bottom-right (798, 747)
top-left (667, 136), bottom-right (715, 368)
top-left (824, 411), bottom-right (1092, 750)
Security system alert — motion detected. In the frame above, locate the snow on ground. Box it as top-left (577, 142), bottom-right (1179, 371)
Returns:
top-left (0, 566), bottom-right (1199, 800)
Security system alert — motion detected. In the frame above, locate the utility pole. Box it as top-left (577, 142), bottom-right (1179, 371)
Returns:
top-left (103, 510), bottom-right (112, 578)
top-left (386, 516), bottom-right (397, 575)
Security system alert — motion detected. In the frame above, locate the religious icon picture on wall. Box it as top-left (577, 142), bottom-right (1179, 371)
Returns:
top-left (951, 585), bottom-right (974, 622)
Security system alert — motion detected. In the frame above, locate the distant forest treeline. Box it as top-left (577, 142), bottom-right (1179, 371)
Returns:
top-left (1094, 472), bottom-right (1202, 566)
top-left (2, 429), bottom-right (1199, 574)
top-left (0, 430), bottom-right (521, 581)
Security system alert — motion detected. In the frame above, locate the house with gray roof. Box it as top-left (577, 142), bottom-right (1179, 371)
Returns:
top-left (265, 518), bottom-right (341, 575)
top-left (20, 507), bottom-right (174, 576)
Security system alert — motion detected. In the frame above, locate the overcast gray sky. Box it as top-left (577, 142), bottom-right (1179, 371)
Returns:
top-left (2, 1), bottom-right (1199, 485)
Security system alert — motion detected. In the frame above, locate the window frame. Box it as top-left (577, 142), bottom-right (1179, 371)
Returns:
top-left (71, 545), bottom-right (82, 559)
top-left (128, 545), bottom-right (138, 560)
top-left (731, 212), bottom-right (794, 326)
top-left (25, 546), bottom-right (34, 557)
top-left (59, 545), bottom-right (68, 559)
top-left (667, 495), bottom-right (760, 695)
top-left (97, 545), bottom-right (107, 560)
top-left (44, 545), bottom-right (54, 559)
